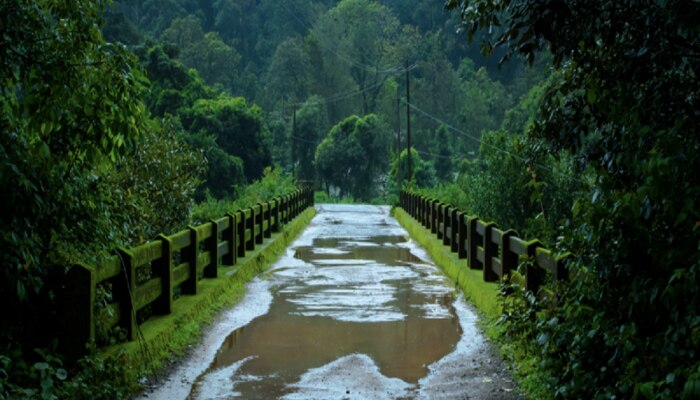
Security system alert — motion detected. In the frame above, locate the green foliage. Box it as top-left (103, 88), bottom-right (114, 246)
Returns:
top-left (191, 167), bottom-right (296, 224)
top-left (293, 96), bottom-right (330, 181)
top-left (417, 129), bottom-right (579, 245)
top-left (185, 132), bottom-right (246, 200)
top-left (391, 148), bottom-right (436, 190)
top-left (315, 114), bottom-right (391, 201)
top-left (447, 0), bottom-right (700, 398)
top-left (136, 44), bottom-right (217, 117)
top-left (263, 37), bottom-right (315, 109)
top-left (182, 96), bottom-right (273, 194)
top-left (163, 15), bottom-right (241, 92)
top-left (0, 2), bottom-right (209, 397)
top-left (313, 0), bottom-right (411, 115)
top-left (0, 0), bottom-right (148, 348)
top-left (431, 124), bottom-right (454, 182)
top-left (104, 118), bottom-right (206, 245)
top-left (0, 347), bottom-right (135, 400)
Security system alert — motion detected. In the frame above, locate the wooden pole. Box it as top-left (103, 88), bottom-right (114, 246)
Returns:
top-left (405, 61), bottom-right (412, 183)
top-left (291, 105), bottom-right (297, 179)
top-left (396, 85), bottom-right (401, 188)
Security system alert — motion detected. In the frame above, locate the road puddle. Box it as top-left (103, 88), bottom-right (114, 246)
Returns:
top-left (189, 205), bottom-right (463, 399)
top-left (139, 205), bottom-right (517, 400)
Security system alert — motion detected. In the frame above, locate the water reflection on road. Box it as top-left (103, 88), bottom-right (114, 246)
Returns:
top-left (143, 204), bottom-right (517, 400)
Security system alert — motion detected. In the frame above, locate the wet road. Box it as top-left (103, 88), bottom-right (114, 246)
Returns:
top-left (139, 204), bottom-right (518, 400)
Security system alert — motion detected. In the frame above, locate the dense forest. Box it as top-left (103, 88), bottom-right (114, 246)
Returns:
top-left (1, 0), bottom-right (698, 399)
top-left (100, 0), bottom-right (547, 202)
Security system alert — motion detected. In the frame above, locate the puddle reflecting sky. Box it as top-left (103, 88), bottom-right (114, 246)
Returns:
top-left (190, 205), bottom-right (464, 399)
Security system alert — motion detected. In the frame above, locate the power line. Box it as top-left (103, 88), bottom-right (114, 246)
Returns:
top-left (402, 98), bottom-right (581, 182)
top-left (287, 80), bottom-right (386, 108)
top-left (415, 148), bottom-right (467, 161)
top-left (401, 97), bottom-right (527, 162)
top-left (290, 135), bottom-right (318, 145)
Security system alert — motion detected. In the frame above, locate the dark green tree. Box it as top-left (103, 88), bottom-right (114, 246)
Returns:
top-left (263, 37), bottom-right (314, 109)
top-left (293, 96), bottom-right (329, 181)
top-left (391, 148), bottom-right (436, 189)
top-left (431, 124), bottom-right (454, 182)
top-left (313, 0), bottom-right (416, 115)
top-left (447, 0), bottom-right (700, 398)
top-left (182, 96), bottom-right (272, 190)
top-left (315, 114), bottom-right (391, 200)
top-left (1, 0), bottom-right (148, 329)
top-left (0, 2), bottom-right (200, 396)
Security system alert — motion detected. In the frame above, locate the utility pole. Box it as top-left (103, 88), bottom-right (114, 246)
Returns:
top-left (396, 85), bottom-right (401, 188)
top-left (291, 105), bottom-right (297, 179)
top-left (405, 60), bottom-right (412, 183)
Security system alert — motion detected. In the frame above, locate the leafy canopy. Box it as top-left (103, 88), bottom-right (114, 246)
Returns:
top-left (446, 0), bottom-right (700, 398)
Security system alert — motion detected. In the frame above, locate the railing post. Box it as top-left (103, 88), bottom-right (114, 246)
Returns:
top-left (204, 221), bottom-right (219, 278)
top-left (60, 264), bottom-right (95, 361)
top-left (410, 193), bottom-right (416, 217)
top-left (245, 208), bottom-right (255, 251)
top-left (295, 190), bottom-right (301, 217)
top-left (255, 204), bottom-right (264, 244)
top-left (294, 191), bottom-right (298, 217)
top-left (443, 205), bottom-right (452, 246)
top-left (115, 247), bottom-right (137, 340)
top-left (525, 240), bottom-right (544, 292)
top-left (236, 210), bottom-right (246, 257)
top-left (467, 217), bottom-right (482, 270)
top-left (271, 198), bottom-right (280, 233)
top-left (223, 212), bottom-right (237, 265)
top-left (424, 197), bottom-right (430, 227)
top-left (286, 193), bottom-right (292, 222)
top-left (182, 226), bottom-right (199, 295)
top-left (450, 208), bottom-right (459, 253)
top-left (154, 234), bottom-right (174, 313)
top-left (482, 222), bottom-right (498, 282)
top-left (500, 229), bottom-right (518, 280)
top-left (431, 200), bottom-right (439, 234)
top-left (413, 193), bottom-right (418, 218)
top-left (457, 212), bottom-right (467, 259)
top-left (425, 198), bottom-right (432, 230)
top-left (437, 203), bottom-right (445, 240)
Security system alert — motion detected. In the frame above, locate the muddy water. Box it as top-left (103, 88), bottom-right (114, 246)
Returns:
top-left (141, 205), bottom-right (518, 400)
top-left (190, 205), bottom-right (462, 399)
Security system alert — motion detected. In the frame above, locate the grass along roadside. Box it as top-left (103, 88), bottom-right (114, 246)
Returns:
top-left (103, 207), bottom-right (316, 395)
top-left (392, 206), bottom-right (549, 399)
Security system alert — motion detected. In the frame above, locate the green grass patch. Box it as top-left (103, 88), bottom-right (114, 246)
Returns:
top-left (102, 207), bottom-right (316, 390)
top-left (392, 207), bottom-right (500, 319)
top-left (393, 207), bottom-right (551, 399)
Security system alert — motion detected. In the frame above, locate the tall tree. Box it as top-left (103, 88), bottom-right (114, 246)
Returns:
top-left (313, 0), bottom-right (414, 115)
top-left (447, 0), bottom-right (700, 398)
top-left (315, 114), bottom-right (391, 200)
top-left (293, 96), bottom-right (330, 181)
top-left (183, 96), bottom-right (272, 185)
top-left (432, 124), bottom-right (454, 182)
top-left (0, 0), bottom-right (149, 364)
top-left (263, 37), bottom-right (314, 109)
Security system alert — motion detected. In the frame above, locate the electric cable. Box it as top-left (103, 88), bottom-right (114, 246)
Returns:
top-left (402, 98), bottom-right (582, 182)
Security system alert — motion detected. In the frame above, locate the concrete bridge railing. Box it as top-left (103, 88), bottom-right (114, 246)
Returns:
top-left (400, 190), bottom-right (570, 293)
top-left (60, 188), bottom-right (314, 360)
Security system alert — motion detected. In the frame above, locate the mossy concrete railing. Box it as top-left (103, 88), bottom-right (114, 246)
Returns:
top-left (60, 188), bottom-right (314, 361)
top-left (399, 190), bottom-right (570, 295)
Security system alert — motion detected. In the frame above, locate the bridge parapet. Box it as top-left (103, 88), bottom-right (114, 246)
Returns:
top-left (61, 187), bottom-right (314, 361)
top-left (399, 190), bottom-right (570, 294)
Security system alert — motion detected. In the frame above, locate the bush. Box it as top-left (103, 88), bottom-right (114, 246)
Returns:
top-left (190, 167), bottom-right (296, 224)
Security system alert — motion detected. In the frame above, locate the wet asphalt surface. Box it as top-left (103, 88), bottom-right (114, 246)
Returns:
top-left (137, 204), bottom-right (520, 400)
